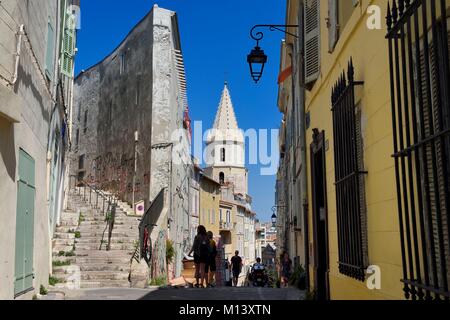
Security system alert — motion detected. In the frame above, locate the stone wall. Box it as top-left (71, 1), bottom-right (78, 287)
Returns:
top-left (72, 5), bottom-right (192, 278)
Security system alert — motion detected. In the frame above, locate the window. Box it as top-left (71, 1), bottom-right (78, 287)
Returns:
top-left (386, 2), bottom-right (450, 299)
top-left (331, 59), bottom-right (367, 281)
top-left (136, 75), bottom-right (141, 106)
top-left (219, 172), bottom-right (225, 185)
top-left (78, 154), bottom-right (85, 170)
top-left (226, 210), bottom-right (231, 224)
top-left (45, 21), bottom-right (54, 80)
top-left (219, 209), bottom-right (223, 222)
top-left (83, 110), bottom-right (88, 133)
top-left (221, 148), bottom-right (226, 162)
top-left (108, 101), bottom-right (113, 123)
top-left (75, 129), bottom-right (79, 148)
top-left (211, 209), bottom-right (215, 224)
top-left (77, 103), bottom-right (81, 121)
top-left (120, 52), bottom-right (127, 75)
top-left (304, 0), bottom-right (320, 87)
top-left (328, 0), bottom-right (358, 52)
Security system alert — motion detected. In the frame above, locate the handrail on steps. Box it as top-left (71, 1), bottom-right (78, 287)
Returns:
top-left (69, 175), bottom-right (118, 251)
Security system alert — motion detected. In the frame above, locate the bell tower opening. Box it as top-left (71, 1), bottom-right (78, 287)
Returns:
top-left (221, 148), bottom-right (226, 162)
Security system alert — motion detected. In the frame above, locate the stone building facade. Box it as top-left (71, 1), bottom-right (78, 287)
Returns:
top-left (71, 5), bottom-right (191, 278)
top-left (0, 0), bottom-right (78, 299)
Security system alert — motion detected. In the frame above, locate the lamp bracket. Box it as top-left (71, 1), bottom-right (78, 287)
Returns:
top-left (250, 24), bottom-right (299, 46)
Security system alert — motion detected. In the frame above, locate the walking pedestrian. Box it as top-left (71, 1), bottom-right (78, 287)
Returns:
top-left (281, 252), bottom-right (292, 288)
top-left (188, 225), bottom-right (209, 288)
top-left (224, 258), bottom-right (232, 287)
top-left (205, 231), bottom-right (217, 287)
top-left (230, 250), bottom-right (243, 287)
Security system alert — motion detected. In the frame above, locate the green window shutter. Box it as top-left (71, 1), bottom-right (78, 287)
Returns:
top-left (45, 22), bottom-right (55, 80)
top-left (14, 149), bottom-right (35, 296)
top-left (61, 14), bottom-right (75, 77)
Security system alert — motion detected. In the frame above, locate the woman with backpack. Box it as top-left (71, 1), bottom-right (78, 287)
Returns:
top-left (188, 225), bottom-right (209, 288)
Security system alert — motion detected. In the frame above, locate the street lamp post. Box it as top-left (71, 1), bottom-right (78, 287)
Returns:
top-left (247, 25), bottom-right (299, 83)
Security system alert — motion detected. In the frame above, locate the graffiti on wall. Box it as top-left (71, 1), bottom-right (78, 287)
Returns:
top-left (151, 230), bottom-right (167, 279)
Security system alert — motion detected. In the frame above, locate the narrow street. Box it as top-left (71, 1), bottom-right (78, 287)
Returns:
top-left (45, 287), bottom-right (305, 300)
top-left (3, 0), bottom-right (449, 304)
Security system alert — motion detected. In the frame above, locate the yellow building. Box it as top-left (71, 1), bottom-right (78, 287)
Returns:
top-left (199, 173), bottom-right (221, 236)
top-left (276, 0), bottom-right (450, 300)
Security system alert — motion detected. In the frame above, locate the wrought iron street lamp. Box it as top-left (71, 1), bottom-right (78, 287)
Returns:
top-left (271, 213), bottom-right (277, 227)
top-left (271, 204), bottom-right (287, 227)
top-left (247, 46), bottom-right (267, 83)
top-left (247, 25), bottom-right (299, 83)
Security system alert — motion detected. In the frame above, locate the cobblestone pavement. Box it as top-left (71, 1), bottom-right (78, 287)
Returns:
top-left (140, 286), bottom-right (305, 300)
top-left (43, 286), bottom-right (305, 300)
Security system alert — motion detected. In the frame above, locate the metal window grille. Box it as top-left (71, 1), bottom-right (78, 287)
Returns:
top-left (331, 58), bottom-right (368, 282)
top-left (386, 0), bottom-right (450, 300)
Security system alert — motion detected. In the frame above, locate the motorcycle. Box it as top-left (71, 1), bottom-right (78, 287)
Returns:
top-left (251, 265), bottom-right (268, 287)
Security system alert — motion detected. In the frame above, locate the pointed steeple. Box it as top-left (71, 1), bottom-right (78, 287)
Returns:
top-left (207, 83), bottom-right (244, 144)
top-left (213, 82), bottom-right (239, 131)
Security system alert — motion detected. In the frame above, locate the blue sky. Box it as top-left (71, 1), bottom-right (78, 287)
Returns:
top-left (75, 0), bottom-right (286, 222)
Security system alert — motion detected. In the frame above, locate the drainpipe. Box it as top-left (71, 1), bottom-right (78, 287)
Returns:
top-left (298, 0), bottom-right (310, 291)
top-left (132, 131), bottom-right (139, 213)
top-left (11, 24), bottom-right (24, 86)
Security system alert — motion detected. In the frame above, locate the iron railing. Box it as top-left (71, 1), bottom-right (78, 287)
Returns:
top-left (69, 175), bottom-right (118, 251)
top-left (331, 59), bottom-right (368, 282)
top-left (386, 0), bottom-right (450, 300)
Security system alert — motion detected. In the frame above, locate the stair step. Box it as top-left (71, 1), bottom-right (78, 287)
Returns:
top-left (75, 243), bottom-right (135, 251)
top-left (75, 250), bottom-right (134, 257)
top-left (80, 280), bottom-right (131, 288)
top-left (53, 245), bottom-right (74, 253)
top-left (52, 266), bottom-right (80, 274)
top-left (79, 264), bottom-right (130, 272)
top-left (75, 257), bottom-right (131, 264)
top-left (53, 232), bottom-right (75, 239)
top-left (77, 231), bottom-right (136, 238)
top-left (79, 220), bottom-right (136, 226)
top-left (55, 226), bottom-right (78, 233)
top-left (52, 256), bottom-right (76, 264)
top-left (58, 220), bottom-right (80, 226)
top-left (81, 271), bottom-right (129, 281)
top-left (54, 238), bottom-right (76, 246)
top-left (75, 238), bottom-right (136, 244)
top-left (78, 226), bottom-right (138, 231)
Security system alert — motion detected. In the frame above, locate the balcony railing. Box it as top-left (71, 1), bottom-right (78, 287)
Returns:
top-left (220, 221), bottom-right (233, 231)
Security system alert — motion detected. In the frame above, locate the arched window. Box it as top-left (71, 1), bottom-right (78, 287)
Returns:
top-left (219, 172), bottom-right (225, 185)
top-left (221, 148), bottom-right (226, 162)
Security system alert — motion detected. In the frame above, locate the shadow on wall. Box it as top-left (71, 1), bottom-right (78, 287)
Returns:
top-left (0, 117), bottom-right (16, 181)
top-left (16, 61), bottom-right (50, 124)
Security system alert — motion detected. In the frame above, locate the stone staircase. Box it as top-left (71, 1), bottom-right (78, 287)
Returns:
top-left (51, 189), bottom-right (145, 289)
